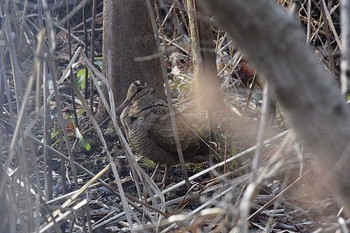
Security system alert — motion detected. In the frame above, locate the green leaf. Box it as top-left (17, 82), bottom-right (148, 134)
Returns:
top-left (51, 130), bottom-right (60, 139)
top-left (76, 68), bottom-right (86, 78)
top-left (78, 137), bottom-right (91, 151)
top-left (74, 70), bottom-right (87, 90)
top-left (84, 141), bottom-right (92, 151)
top-left (75, 127), bottom-right (91, 151)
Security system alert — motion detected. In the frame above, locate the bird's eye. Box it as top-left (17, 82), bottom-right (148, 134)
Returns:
top-left (136, 86), bottom-right (143, 93)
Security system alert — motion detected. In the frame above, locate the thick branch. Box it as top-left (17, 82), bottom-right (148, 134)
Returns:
top-left (341, 0), bottom-right (350, 95)
top-left (198, 0), bottom-right (350, 214)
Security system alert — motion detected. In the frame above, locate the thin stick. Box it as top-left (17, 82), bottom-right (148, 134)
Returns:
top-left (145, 0), bottom-right (191, 189)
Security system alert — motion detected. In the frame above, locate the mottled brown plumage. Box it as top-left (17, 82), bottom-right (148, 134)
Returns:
top-left (116, 80), bottom-right (209, 167)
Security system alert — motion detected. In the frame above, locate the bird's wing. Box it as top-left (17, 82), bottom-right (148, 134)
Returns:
top-left (147, 106), bottom-right (199, 155)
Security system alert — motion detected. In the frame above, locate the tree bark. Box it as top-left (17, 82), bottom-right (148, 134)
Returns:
top-left (95, 0), bottom-right (165, 122)
top-left (198, 0), bottom-right (350, 215)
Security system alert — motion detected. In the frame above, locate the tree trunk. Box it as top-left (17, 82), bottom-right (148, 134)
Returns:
top-left (198, 0), bottom-right (350, 216)
top-left (95, 0), bottom-right (165, 122)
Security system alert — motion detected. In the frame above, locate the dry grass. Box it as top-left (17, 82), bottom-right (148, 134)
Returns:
top-left (0, 0), bottom-right (342, 232)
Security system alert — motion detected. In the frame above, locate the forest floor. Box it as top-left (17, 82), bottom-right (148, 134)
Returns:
top-left (1, 1), bottom-right (345, 232)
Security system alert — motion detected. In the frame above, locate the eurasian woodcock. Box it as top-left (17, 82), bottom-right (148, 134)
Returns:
top-left (116, 80), bottom-right (210, 176)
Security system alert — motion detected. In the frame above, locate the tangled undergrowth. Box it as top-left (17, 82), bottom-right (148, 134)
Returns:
top-left (0, 0), bottom-right (343, 232)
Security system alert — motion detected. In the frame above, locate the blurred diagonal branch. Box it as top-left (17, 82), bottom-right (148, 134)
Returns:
top-left (199, 0), bottom-right (350, 216)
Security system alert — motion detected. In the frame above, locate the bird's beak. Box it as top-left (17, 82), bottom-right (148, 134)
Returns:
top-left (116, 98), bottom-right (131, 115)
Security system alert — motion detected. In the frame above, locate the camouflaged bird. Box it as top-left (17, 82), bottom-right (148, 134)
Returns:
top-left (116, 80), bottom-right (209, 168)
